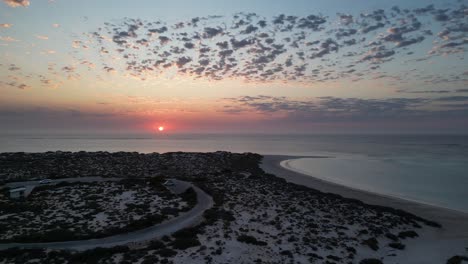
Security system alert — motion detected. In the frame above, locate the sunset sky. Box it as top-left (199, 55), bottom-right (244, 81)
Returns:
top-left (1, 0), bottom-right (467, 134)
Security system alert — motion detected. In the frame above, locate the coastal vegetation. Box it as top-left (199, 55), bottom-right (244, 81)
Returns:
top-left (0, 151), bottom-right (449, 263)
top-left (0, 179), bottom-right (192, 243)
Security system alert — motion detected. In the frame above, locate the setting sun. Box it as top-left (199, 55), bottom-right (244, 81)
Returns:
top-left (158, 126), bottom-right (164, 132)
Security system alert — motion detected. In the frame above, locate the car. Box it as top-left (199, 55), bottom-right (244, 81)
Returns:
top-left (39, 179), bottom-right (52, 184)
top-left (163, 180), bottom-right (175, 186)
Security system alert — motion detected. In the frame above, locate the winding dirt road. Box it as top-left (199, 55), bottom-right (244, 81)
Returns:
top-left (0, 178), bottom-right (213, 251)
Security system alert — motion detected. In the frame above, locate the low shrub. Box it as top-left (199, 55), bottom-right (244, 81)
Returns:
top-left (180, 187), bottom-right (197, 206)
top-left (362, 237), bottom-right (379, 251)
top-left (156, 248), bottom-right (177, 258)
top-left (360, 258), bottom-right (383, 264)
top-left (70, 246), bottom-right (128, 264)
top-left (148, 240), bottom-right (165, 250)
top-left (388, 242), bottom-right (405, 250)
top-left (385, 232), bottom-right (398, 241)
top-left (398, 230), bottom-right (419, 239)
top-left (446, 255), bottom-right (468, 264)
top-left (237, 235), bottom-right (267, 246)
top-left (171, 236), bottom-right (201, 250)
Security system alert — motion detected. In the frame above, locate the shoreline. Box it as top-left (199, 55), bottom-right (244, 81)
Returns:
top-left (281, 158), bottom-right (468, 216)
top-left (260, 154), bottom-right (468, 239)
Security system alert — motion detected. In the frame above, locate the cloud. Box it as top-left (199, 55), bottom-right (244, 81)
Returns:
top-left (361, 23), bottom-right (385, 34)
top-left (433, 10), bottom-right (449, 22)
top-left (3, 0), bottom-right (29, 7)
top-left (39, 75), bottom-right (62, 89)
top-left (0, 36), bottom-right (19, 42)
top-left (158, 36), bottom-right (170, 45)
top-left (434, 96), bottom-right (468, 102)
top-left (338, 14), bottom-right (354, 26)
top-left (0, 23), bottom-right (13, 28)
top-left (176, 56), bottom-right (192, 68)
top-left (72, 40), bottom-right (82, 48)
top-left (223, 95), bottom-right (468, 125)
top-left (60, 65), bottom-right (80, 80)
top-left (148, 26), bottom-right (167, 34)
top-left (103, 66), bottom-right (116, 73)
top-left (40, 50), bottom-right (56, 54)
top-left (184, 42), bottom-right (195, 49)
top-left (0, 106), bottom-right (144, 132)
top-left (203, 27), bottom-right (225, 38)
top-left (396, 36), bottom-right (425, 48)
top-left (73, 2), bottom-right (467, 84)
top-left (240, 25), bottom-right (258, 34)
top-left (62, 66), bottom-right (76, 73)
top-left (296, 14), bottom-right (326, 30)
top-left (396, 89), bottom-right (451, 94)
top-left (17, 83), bottom-right (30, 89)
top-left (35, 35), bottom-right (49, 40)
top-left (230, 37), bottom-right (255, 49)
top-left (361, 46), bottom-right (395, 62)
top-left (80, 60), bottom-right (95, 69)
top-left (8, 64), bottom-right (20, 71)
top-left (336, 28), bottom-right (357, 39)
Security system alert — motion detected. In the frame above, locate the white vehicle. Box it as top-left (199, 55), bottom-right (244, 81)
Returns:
top-left (39, 179), bottom-right (52, 184)
top-left (163, 180), bottom-right (175, 186)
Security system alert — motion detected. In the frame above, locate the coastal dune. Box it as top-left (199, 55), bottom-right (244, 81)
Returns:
top-left (261, 154), bottom-right (468, 263)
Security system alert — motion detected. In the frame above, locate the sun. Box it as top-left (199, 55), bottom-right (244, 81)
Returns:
top-left (158, 126), bottom-right (164, 132)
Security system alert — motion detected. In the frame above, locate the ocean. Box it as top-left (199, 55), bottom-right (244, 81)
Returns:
top-left (1, 133), bottom-right (467, 212)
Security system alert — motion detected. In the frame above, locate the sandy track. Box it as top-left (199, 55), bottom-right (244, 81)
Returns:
top-left (0, 179), bottom-right (213, 251)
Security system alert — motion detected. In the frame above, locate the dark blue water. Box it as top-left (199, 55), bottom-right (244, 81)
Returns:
top-left (1, 133), bottom-right (467, 156)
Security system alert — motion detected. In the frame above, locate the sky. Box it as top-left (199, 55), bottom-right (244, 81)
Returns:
top-left (0, 0), bottom-right (467, 134)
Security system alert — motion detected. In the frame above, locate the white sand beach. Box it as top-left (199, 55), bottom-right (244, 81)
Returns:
top-left (261, 155), bottom-right (468, 263)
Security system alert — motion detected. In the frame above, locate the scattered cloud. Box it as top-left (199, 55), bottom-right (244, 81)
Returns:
top-left (0, 74), bottom-right (30, 90)
top-left (40, 50), bottom-right (56, 54)
top-left (396, 89), bottom-right (451, 94)
top-left (73, 3), bottom-right (466, 84)
top-left (0, 23), bottom-right (13, 28)
top-left (0, 36), bottom-right (19, 42)
top-left (8, 64), bottom-right (20, 71)
top-left (17, 83), bottom-right (31, 89)
top-left (72, 40), bottom-right (82, 49)
top-left (433, 96), bottom-right (468, 102)
top-left (3, 0), bottom-right (30, 7)
top-left (0, 106), bottom-right (141, 132)
top-left (223, 95), bottom-right (468, 123)
top-left (103, 66), bottom-right (116, 74)
top-left (35, 35), bottom-right (49, 40)
top-left (39, 75), bottom-right (62, 89)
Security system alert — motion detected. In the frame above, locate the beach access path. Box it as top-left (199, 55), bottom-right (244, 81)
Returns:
top-left (0, 178), bottom-right (213, 251)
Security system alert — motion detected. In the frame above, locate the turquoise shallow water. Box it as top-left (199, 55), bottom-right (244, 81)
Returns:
top-left (285, 154), bottom-right (468, 213)
top-left (1, 133), bottom-right (467, 212)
